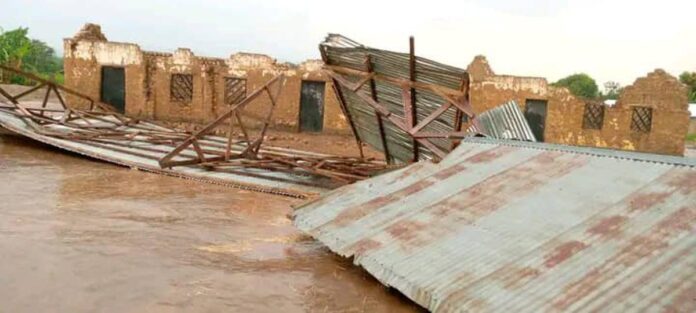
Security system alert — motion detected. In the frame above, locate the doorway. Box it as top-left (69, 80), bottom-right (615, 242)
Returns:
top-left (524, 99), bottom-right (548, 142)
top-left (299, 81), bottom-right (325, 132)
top-left (100, 66), bottom-right (126, 113)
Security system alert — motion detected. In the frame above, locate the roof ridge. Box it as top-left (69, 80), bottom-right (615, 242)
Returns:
top-left (459, 137), bottom-right (696, 168)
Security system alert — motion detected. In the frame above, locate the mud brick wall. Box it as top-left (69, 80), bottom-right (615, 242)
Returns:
top-left (467, 56), bottom-right (689, 156)
top-left (606, 70), bottom-right (689, 155)
top-left (63, 39), bottom-right (146, 113)
top-left (63, 24), bottom-right (350, 134)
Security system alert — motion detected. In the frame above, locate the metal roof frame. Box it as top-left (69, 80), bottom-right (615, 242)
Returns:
top-left (320, 34), bottom-right (477, 164)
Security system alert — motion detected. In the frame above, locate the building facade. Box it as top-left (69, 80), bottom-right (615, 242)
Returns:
top-left (62, 24), bottom-right (690, 156)
top-left (467, 56), bottom-right (691, 156)
top-left (63, 24), bottom-right (350, 134)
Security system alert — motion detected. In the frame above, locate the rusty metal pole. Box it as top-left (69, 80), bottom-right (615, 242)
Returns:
top-left (409, 36), bottom-right (419, 162)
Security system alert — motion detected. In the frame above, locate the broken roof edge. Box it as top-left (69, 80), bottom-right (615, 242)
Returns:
top-left (459, 137), bottom-right (696, 167)
top-left (321, 33), bottom-right (468, 75)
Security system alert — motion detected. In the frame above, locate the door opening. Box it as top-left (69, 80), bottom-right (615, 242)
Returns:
top-left (101, 67), bottom-right (126, 113)
top-left (524, 99), bottom-right (548, 142)
top-left (299, 81), bottom-right (325, 132)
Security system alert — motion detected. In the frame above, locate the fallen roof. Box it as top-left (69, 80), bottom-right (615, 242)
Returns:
top-left (0, 65), bottom-right (390, 199)
top-left (321, 34), bottom-right (474, 164)
top-left (294, 138), bottom-right (696, 312)
top-left (0, 106), bottom-right (332, 198)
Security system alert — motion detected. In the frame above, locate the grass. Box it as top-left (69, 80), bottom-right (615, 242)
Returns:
top-left (687, 133), bottom-right (696, 142)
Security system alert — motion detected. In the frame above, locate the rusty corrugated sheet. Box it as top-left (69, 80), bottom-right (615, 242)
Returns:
top-left (0, 107), bottom-right (333, 198)
top-left (321, 34), bottom-right (470, 163)
top-left (467, 101), bottom-right (536, 141)
top-left (294, 137), bottom-right (696, 312)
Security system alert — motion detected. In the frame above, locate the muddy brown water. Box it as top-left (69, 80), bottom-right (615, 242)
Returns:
top-left (0, 134), bottom-right (421, 313)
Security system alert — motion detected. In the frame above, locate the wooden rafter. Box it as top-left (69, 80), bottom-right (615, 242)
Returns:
top-left (327, 71), bottom-right (449, 160)
top-left (365, 55), bottom-right (391, 163)
top-left (408, 36), bottom-right (419, 161)
top-left (158, 75), bottom-right (285, 168)
top-left (324, 65), bottom-right (466, 98)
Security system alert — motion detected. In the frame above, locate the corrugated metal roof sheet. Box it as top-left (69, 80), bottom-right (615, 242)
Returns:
top-left (467, 101), bottom-right (536, 141)
top-left (321, 34), bottom-right (470, 163)
top-left (294, 138), bottom-right (696, 312)
top-left (0, 107), bottom-right (333, 198)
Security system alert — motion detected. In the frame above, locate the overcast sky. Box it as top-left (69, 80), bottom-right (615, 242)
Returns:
top-left (2, 0), bottom-right (694, 88)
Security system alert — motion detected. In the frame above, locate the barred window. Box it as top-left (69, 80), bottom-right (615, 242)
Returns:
top-left (224, 77), bottom-right (247, 104)
top-left (170, 74), bottom-right (193, 103)
top-left (631, 106), bottom-right (652, 133)
top-left (582, 102), bottom-right (605, 130)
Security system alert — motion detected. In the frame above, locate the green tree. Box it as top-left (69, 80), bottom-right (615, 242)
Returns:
top-left (0, 26), bottom-right (63, 84)
top-left (552, 73), bottom-right (599, 99)
top-left (679, 71), bottom-right (696, 102)
top-left (0, 27), bottom-right (31, 69)
top-left (601, 81), bottom-right (623, 100)
top-left (23, 39), bottom-right (63, 83)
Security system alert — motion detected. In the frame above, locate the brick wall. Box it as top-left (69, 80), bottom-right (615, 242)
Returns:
top-left (63, 24), bottom-right (350, 134)
top-left (467, 56), bottom-right (689, 156)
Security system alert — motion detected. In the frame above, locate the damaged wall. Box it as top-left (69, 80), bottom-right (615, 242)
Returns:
top-left (467, 56), bottom-right (690, 155)
top-left (63, 24), bottom-right (350, 134)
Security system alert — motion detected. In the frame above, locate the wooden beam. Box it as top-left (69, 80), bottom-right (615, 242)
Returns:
top-left (12, 83), bottom-right (46, 101)
top-left (0, 86), bottom-right (18, 104)
top-left (324, 65), bottom-right (465, 98)
top-left (235, 112), bottom-right (251, 143)
top-left (365, 55), bottom-right (391, 163)
top-left (410, 102), bottom-right (452, 135)
top-left (408, 36), bottom-right (419, 161)
top-left (0, 64), bottom-right (114, 112)
top-left (412, 131), bottom-right (470, 138)
top-left (52, 85), bottom-right (68, 110)
top-left (451, 73), bottom-right (470, 149)
top-left (330, 77), bottom-right (365, 159)
top-left (161, 156), bottom-right (227, 168)
top-left (158, 75), bottom-right (283, 167)
top-left (254, 76), bottom-right (285, 155)
top-left (351, 73), bottom-right (375, 92)
top-left (329, 72), bottom-right (400, 126)
top-left (225, 118), bottom-right (234, 161)
top-left (330, 71), bottom-right (448, 161)
top-left (431, 88), bottom-right (476, 118)
top-left (0, 105), bottom-right (64, 113)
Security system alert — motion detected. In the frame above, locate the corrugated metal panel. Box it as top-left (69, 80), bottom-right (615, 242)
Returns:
top-left (322, 34), bottom-right (468, 163)
top-left (294, 138), bottom-right (696, 312)
top-left (468, 101), bottom-right (537, 141)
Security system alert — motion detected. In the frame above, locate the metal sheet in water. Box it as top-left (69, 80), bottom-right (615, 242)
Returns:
top-left (294, 137), bottom-right (696, 312)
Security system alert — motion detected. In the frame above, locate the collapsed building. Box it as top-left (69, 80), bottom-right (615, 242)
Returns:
top-left (63, 24), bottom-right (690, 156)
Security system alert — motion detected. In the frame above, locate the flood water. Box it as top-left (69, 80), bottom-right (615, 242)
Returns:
top-left (0, 134), bottom-right (421, 312)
